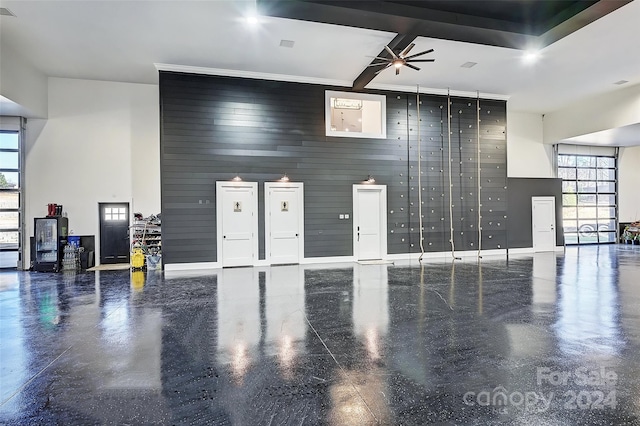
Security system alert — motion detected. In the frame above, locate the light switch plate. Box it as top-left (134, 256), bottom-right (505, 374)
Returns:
top-left (339, 214), bottom-right (344, 219)
top-left (345, 214), bottom-right (350, 219)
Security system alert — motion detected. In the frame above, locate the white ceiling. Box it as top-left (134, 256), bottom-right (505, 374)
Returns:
top-left (1, 0), bottom-right (639, 114)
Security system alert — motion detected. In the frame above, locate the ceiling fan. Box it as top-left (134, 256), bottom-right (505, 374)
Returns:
top-left (369, 43), bottom-right (435, 75)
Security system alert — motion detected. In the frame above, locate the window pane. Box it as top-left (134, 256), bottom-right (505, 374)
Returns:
top-left (105, 213), bottom-right (112, 221)
top-left (562, 194), bottom-right (577, 206)
top-left (597, 181), bottom-right (615, 193)
top-left (597, 207), bottom-right (616, 219)
top-left (577, 194), bottom-right (596, 205)
top-left (0, 250), bottom-right (19, 268)
top-left (577, 207), bottom-right (597, 219)
top-left (105, 208), bottom-right (112, 214)
top-left (558, 155), bottom-right (576, 167)
top-left (578, 221), bottom-right (597, 237)
top-left (558, 168), bottom-right (576, 179)
top-left (0, 192), bottom-right (19, 208)
top-left (118, 208), bottom-right (126, 215)
top-left (562, 181), bottom-right (577, 193)
top-left (563, 207), bottom-right (577, 219)
top-left (597, 219), bottom-right (615, 231)
top-left (597, 157), bottom-right (615, 168)
top-left (0, 231), bottom-right (19, 249)
top-left (0, 212), bottom-right (18, 230)
top-left (0, 133), bottom-right (19, 149)
top-left (577, 181), bottom-right (596, 193)
top-left (563, 220), bottom-right (577, 233)
top-left (598, 232), bottom-right (616, 243)
top-left (564, 233), bottom-right (578, 244)
top-left (597, 169), bottom-right (615, 181)
top-left (0, 151), bottom-right (19, 169)
top-left (117, 213), bottom-right (126, 220)
top-left (597, 194), bottom-right (615, 205)
top-left (577, 168), bottom-right (596, 180)
top-left (576, 156), bottom-right (595, 167)
top-left (0, 172), bottom-right (19, 189)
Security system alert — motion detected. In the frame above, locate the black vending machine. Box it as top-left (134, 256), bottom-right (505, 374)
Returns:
top-left (34, 216), bottom-right (69, 272)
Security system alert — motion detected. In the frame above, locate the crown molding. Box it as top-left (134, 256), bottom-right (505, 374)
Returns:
top-left (154, 63), bottom-right (352, 88)
top-left (154, 63), bottom-right (510, 100)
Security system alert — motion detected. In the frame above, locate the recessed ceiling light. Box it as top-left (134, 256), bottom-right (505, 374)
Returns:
top-left (523, 50), bottom-right (541, 64)
top-left (279, 40), bottom-right (295, 48)
top-left (614, 80), bottom-right (629, 85)
top-left (0, 7), bottom-right (16, 17)
top-left (460, 62), bottom-right (477, 68)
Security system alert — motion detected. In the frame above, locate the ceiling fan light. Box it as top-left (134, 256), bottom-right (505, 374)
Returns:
top-left (394, 60), bottom-right (403, 68)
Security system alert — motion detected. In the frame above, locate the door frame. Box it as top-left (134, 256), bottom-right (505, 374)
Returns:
top-left (264, 182), bottom-right (304, 265)
top-left (216, 181), bottom-right (258, 267)
top-left (352, 184), bottom-right (387, 261)
top-left (531, 196), bottom-right (556, 252)
top-left (98, 202), bottom-right (131, 265)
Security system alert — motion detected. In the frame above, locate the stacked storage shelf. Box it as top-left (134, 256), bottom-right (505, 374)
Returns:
top-left (130, 219), bottom-right (162, 269)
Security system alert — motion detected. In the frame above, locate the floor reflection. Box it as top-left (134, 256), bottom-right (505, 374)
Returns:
top-left (2, 246), bottom-right (640, 424)
top-left (555, 248), bottom-right (623, 356)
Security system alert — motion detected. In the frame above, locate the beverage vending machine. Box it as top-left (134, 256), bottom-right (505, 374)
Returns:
top-left (34, 216), bottom-right (69, 272)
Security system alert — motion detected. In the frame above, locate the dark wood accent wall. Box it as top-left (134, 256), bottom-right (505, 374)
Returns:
top-left (507, 178), bottom-right (565, 248)
top-left (159, 72), bottom-right (507, 264)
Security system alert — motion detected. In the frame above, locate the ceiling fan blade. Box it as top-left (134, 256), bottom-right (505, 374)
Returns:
top-left (405, 63), bottom-right (421, 71)
top-left (384, 45), bottom-right (399, 59)
top-left (404, 48), bottom-right (434, 60)
top-left (408, 59), bottom-right (436, 63)
top-left (374, 56), bottom-right (391, 61)
top-left (399, 43), bottom-right (415, 58)
top-left (374, 63), bottom-right (392, 74)
top-left (367, 62), bottom-right (388, 67)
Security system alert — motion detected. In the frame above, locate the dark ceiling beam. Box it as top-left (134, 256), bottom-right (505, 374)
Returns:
top-left (351, 33), bottom-right (418, 91)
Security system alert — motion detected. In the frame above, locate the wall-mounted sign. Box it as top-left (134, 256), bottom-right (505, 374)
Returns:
top-left (234, 201), bottom-right (242, 212)
top-left (281, 201), bottom-right (289, 212)
top-left (333, 98), bottom-right (363, 110)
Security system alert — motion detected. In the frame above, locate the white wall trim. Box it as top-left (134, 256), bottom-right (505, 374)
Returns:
top-left (164, 262), bottom-right (220, 272)
top-left (367, 83), bottom-right (510, 101)
top-left (155, 63), bottom-right (352, 88)
top-left (154, 63), bottom-right (510, 100)
top-left (300, 256), bottom-right (355, 265)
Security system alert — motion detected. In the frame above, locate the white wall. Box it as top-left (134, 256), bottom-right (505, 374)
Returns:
top-left (25, 77), bottom-right (159, 265)
top-left (543, 83), bottom-right (640, 144)
top-left (0, 43), bottom-right (48, 118)
top-left (618, 146), bottom-right (640, 222)
top-left (506, 110), bottom-right (553, 178)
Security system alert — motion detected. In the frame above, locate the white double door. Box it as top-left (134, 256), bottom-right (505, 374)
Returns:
top-left (265, 182), bottom-right (304, 265)
top-left (353, 185), bottom-right (387, 261)
top-left (216, 182), bottom-right (258, 267)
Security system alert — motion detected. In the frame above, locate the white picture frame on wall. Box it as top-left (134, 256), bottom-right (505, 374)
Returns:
top-left (325, 90), bottom-right (386, 139)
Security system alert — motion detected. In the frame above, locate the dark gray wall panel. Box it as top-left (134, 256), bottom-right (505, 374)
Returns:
top-left (160, 72), bottom-right (507, 264)
top-left (507, 178), bottom-right (565, 248)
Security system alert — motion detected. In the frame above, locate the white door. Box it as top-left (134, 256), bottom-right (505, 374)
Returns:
top-left (532, 196), bottom-right (556, 252)
top-left (353, 185), bottom-right (387, 261)
top-left (265, 183), bottom-right (304, 265)
top-left (216, 182), bottom-right (258, 267)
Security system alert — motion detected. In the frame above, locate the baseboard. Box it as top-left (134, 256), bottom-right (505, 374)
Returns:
top-left (164, 262), bottom-right (220, 272)
top-left (300, 256), bottom-right (355, 265)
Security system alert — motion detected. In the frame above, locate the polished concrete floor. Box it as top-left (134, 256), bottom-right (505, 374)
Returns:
top-left (1, 245), bottom-right (640, 425)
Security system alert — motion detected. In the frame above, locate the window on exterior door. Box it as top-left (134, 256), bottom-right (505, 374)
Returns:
top-left (558, 154), bottom-right (617, 244)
